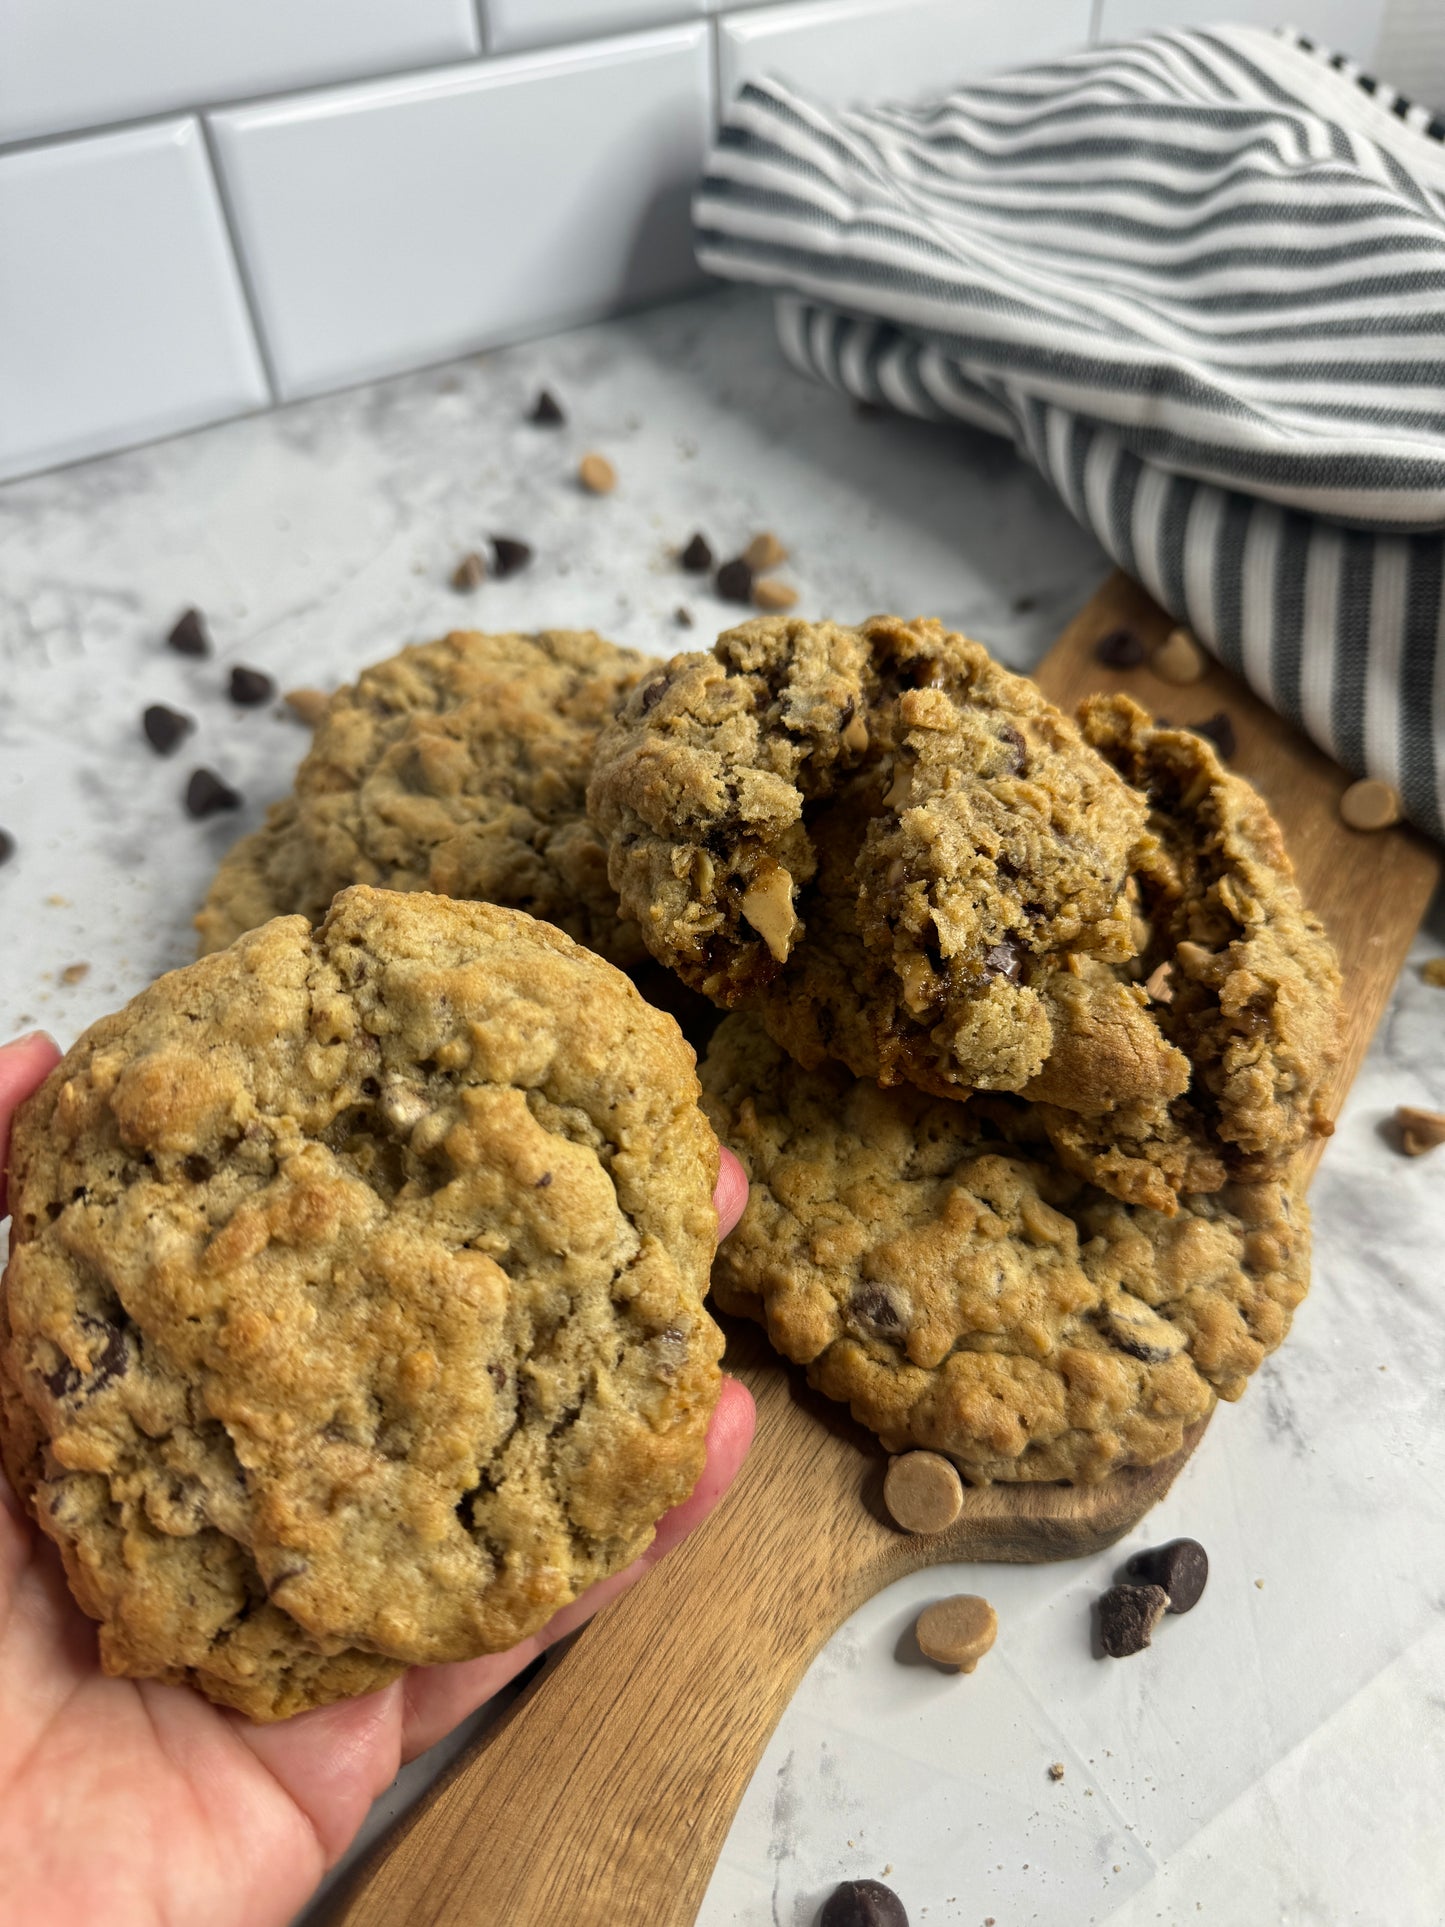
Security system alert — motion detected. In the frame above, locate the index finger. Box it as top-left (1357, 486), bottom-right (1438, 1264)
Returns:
top-left (713, 1144), bottom-right (748, 1242)
top-left (0, 1032), bottom-right (61, 1222)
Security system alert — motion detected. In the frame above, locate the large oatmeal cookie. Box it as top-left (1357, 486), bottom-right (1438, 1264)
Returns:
top-left (196, 629), bottom-right (649, 966)
top-left (588, 615), bottom-right (1172, 1104)
top-left (700, 1015), bottom-right (1309, 1484)
top-left (2, 888), bottom-right (722, 1720)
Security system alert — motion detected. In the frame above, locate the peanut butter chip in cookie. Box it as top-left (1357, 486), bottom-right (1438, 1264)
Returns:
top-left (915, 1594), bottom-right (997, 1671)
top-left (740, 865), bottom-right (798, 962)
top-left (884, 1451), bottom-right (964, 1533)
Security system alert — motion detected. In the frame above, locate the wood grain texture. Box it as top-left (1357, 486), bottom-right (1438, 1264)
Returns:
top-left (329, 574), bottom-right (1440, 1927)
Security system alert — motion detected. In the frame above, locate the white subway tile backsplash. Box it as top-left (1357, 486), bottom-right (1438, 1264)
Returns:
top-left (0, 121), bottom-right (268, 482)
top-left (485, 0), bottom-right (706, 56)
top-left (718, 0), bottom-right (1092, 110)
top-left (0, 1), bottom-right (480, 147)
top-left (1094, 0), bottom-right (1387, 62)
top-left (209, 29), bottom-right (712, 402)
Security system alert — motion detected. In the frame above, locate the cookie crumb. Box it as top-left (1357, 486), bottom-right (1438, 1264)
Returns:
top-left (1152, 626), bottom-right (1208, 685)
top-left (1125, 1538), bottom-right (1208, 1613)
top-left (915, 1595), bottom-right (996, 1673)
top-left (1094, 626), bottom-right (1146, 668)
top-left (528, 388), bottom-right (564, 426)
top-left (60, 963), bottom-right (90, 985)
top-left (1098, 1583), bottom-right (1168, 1657)
top-left (142, 704), bottom-right (195, 756)
top-left (1422, 959), bottom-right (1445, 987)
top-left (743, 531), bottom-right (787, 572)
top-left (752, 576), bottom-right (799, 612)
top-left (284, 688), bottom-right (330, 727)
top-left (675, 606), bottom-right (694, 628)
top-left (1255, 1578), bottom-right (1264, 1589)
top-left (715, 556), bottom-right (754, 604)
top-left (884, 1451), bottom-right (964, 1534)
top-left (820, 1878), bottom-right (908, 1927)
top-left (185, 768), bottom-right (242, 818)
top-left (1396, 1105), bottom-right (1445, 1155)
top-left (680, 532), bottom-right (713, 572)
top-left (451, 552), bottom-right (487, 592)
top-left (1339, 777), bottom-right (1401, 831)
top-left (578, 452), bottom-right (617, 495)
top-left (167, 608), bottom-right (210, 657)
top-left (1048, 1761), bottom-right (1065, 1781)
top-left (491, 535), bottom-right (533, 578)
top-left (229, 666), bottom-right (276, 707)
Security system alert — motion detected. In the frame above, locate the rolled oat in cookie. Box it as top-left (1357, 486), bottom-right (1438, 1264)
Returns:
top-left (588, 615), bottom-right (1160, 1102)
top-left (700, 1014), bottom-right (1309, 1483)
top-left (196, 630), bottom-right (650, 967)
top-left (1, 888), bottom-right (723, 1721)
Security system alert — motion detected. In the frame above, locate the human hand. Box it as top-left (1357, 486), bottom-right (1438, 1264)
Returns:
top-left (0, 1030), bottom-right (754, 1927)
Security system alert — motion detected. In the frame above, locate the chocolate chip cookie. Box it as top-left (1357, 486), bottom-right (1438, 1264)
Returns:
top-left (196, 629), bottom-right (650, 967)
top-left (587, 614), bottom-right (1171, 1105)
top-left (2, 887), bottom-right (722, 1720)
top-left (700, 1014), bottom-right (1308, 1484)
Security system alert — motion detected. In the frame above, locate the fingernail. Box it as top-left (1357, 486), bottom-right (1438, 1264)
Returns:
top-left (7, 1029), bottom-right (57, 1051)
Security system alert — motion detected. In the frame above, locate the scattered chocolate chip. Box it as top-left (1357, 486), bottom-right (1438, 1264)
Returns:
top-left (983, 940), bottom-right (1025, 984)
top-left (185, 768), bottom-right (242, 818)
top-left (1098, 1582), bottom-right (1169, 1657)
top-left (680, 532), bottom-right (713, 572)
top-left (674, 605), bottom-right (694, 628)
top-left (60, 963), bottom-right (90, 985)
top-left (451, 552), bottom-right (487, 592)
top-left (1125, 1538), bottom-right (1209, 1614)
top-left (997, 721), bottom-right (1027, 774)
top-left (491, 535), bottom-right (533, 578)
top-left (166, 607), bottom-right (210, 657)
top-left (1094, 626), bottom-right (1146, 668)
top-left (41, 1316), bottom-right (127, 1402)
top-left (1189, 712), bottom-right (1236, 761)
top-left (820, 1878), bottom-right (908, 1927)
top-left (640, 676), bottom-right (669, 713)
top-left (0, 829), bottom-right (14, 868)
top-left (528, 388), bottom-right (564, 426)
top-left (716, 556), bottom-right (754, 604)
top-left (578, 451), bottom-right (617, 494)
top-left (229, 665), bottom-right (275, 707)
top-left (142, 703), bottom-right (195, 755)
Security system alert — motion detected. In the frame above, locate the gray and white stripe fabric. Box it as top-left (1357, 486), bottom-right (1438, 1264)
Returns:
top-left (693, 25), bottom-right (1445, 840)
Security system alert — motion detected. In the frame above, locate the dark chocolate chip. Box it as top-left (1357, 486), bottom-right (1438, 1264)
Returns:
top-left (1098, 1582), bottom-right (1169, 1657)
top-left (490, 535), bottom-right (533, 578)
top-left (535, 1171), bottom-right (553, 1187)
top-left (183, 1154), bottom-right (213, 1183)
top-left (185, 768), bottom-right (242, 818)
top-left (680, 532), bottom-right (713, 572)
top-left (849, 1286), bottom-right (903, 1335)
top-left (674, 605), bottom-right (694, 627)
top-left (0, 829), bottom-right (14, 868)
top-left (142, 704), bottom-right (195, 755)
top-left (489, 1364), bottom-right (508, 1390)
top-left (1125, 1538), bottom-right (1208, 1614)
top-left (998, 721), bottom-right (1028, 774)
top-left (1012, 594), bottom-right (1037, 614)
top-left (42, 1316), bottom-right (127, 1402)
top-left (640, 676), bottom-right (669, 713)
top-left (983, 939), bottom-right (1025, 984)
top-left (820, 1879), bottom-right (909, 1927)
top-left (167, 607), bottom-right (211, 657)
top-left (528, 388), bottom-right (564, 426)
top-left (1189, 712), bottom-right (1237, 761)
top-left (1094, 626), bottom-right (1147, 669)
top-left (228, 665), bottom-right (275, 706)
top-left (715, 557), bottom-right (754, 604)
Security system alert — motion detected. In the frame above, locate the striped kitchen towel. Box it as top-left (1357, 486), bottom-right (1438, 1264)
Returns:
top-left (694, 25), bottom-right (1445, 841)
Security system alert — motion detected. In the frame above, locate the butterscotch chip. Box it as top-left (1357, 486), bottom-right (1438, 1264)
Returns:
top-left (578, 452), bottom-right (617, 495)
top-left (914, 1594), bottom-right (997, 1671)
top-left (1151, 627), bottom-right (1208, 685)
top-left (1422, 959), bottom-right (1445, 987)
top-left (1397, 1105), bottom-right (1445, 1155)
top-left (284, 687), bottom-right (331, 727)
top-left (1339, 778), bottom-right (1401, 831)
top-left (884, 1451), bottom-right (963, 1533)
top-left (743, 532), bottom-right (787, 572)
top-left (752, 576), bottom-right (798, 612)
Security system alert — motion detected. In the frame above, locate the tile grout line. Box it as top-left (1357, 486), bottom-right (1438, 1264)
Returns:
top-left (197, 115), bottom-right (282, 406)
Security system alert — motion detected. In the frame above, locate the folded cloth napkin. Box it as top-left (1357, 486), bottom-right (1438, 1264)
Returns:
top-left (694, 25), bottom-right (1445, 840)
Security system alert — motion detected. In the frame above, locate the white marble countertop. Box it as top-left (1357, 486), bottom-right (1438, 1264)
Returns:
top-left (2, 287), bottom-right (1443, 1927)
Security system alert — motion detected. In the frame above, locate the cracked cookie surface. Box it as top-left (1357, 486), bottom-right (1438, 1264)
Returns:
top-left (2, 888), bottom-right (722, 1720)
top-left (700, 1014), bottom-right (1309, 1484)
top-left (196, 629), bottom-right (649, 966)
top-left (587, 614), bottom-right (1165, 1104)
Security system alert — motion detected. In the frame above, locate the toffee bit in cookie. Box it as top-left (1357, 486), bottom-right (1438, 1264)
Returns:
top-left (185, 768), bottom-right (242, 818)
top-left (167, 607), bottom-right (211, 657)
top-left (528, 388), bottom-right (564, 425)
top-left (284, 687), bottom-right (330, 727)
top-left (490, 535), bottom-right (533, 578)
top-left (1151, 626), bottom-right (1208, 685)
top-left (1098, 1582), bottom-right (1169, 1657)
top-left (1048, 1761), bottom-right (1066, 1782)
top-left (715, 556), bottom-right (754, 604)
top-left (743, 531), bottom-right (787, 572)
top-left (1339, 777), bottom-right (1401, 832)
top-left (915, 1594), bottom-right (997, 1672)
top-left (1094, 626), bottom-right (1147, 668)
top-left (578, 452), bottom-right (617, 495)
top-left (680, 532), bottom-right (713, 573)
top-left (1396, 1104), bottom-right (1445, 1156)
top-left (1188, 712), bottom-right (1236, 761)
top-left (1125, 1537), bottom-right (1208, 1613)
top-left (229, 666), bottom-right (276, 707)
top-left (752, 576), bottom-right (799, 612)
top-left (883, 1451), bottom-right (964, 1534)
top-left (820, 1878), bottom-right (909, 1927)
top-left (451, 552), bottom-right (487, 592)
top-left (0, 828), bottom-right (14, 868)
top-left (142, 704), bottom-right (195, 755)
top-left (675, 606), bottom-right (694, 628)
top-left (60, 963), bottom-right (91, 985)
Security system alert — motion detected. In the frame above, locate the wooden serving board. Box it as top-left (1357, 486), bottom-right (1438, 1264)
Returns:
top-left (331, 573), bottom-right (1440, 1927)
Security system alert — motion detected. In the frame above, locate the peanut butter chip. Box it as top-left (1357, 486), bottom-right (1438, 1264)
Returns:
top-left (752, 576), bottom-right (799, 612)
top-left (740, 867), bottom-right (798, 963)
top-left (841, 715), bottom-right (869, 756)
top-left (1397, 1105), bottom-right (1445, 1155)
top-left (284, 687), bottom-right (330, 727)
top-left (742, 531), bottom-right (787, 572)
top-left (578, 452), bottom-right (617, 495)
top-left (915, 1593), bottom-right (997, 1672)
top-left (1339, 778), bottom-right (1401, 831)
top-left (1152, 626), bottom-right (1208, 685)
top-left (884, 1450), bottom-right (964, 1534)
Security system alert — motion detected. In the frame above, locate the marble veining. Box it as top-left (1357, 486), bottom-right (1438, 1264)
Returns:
top-left (0, 287), bottom-right (1442, 1927)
